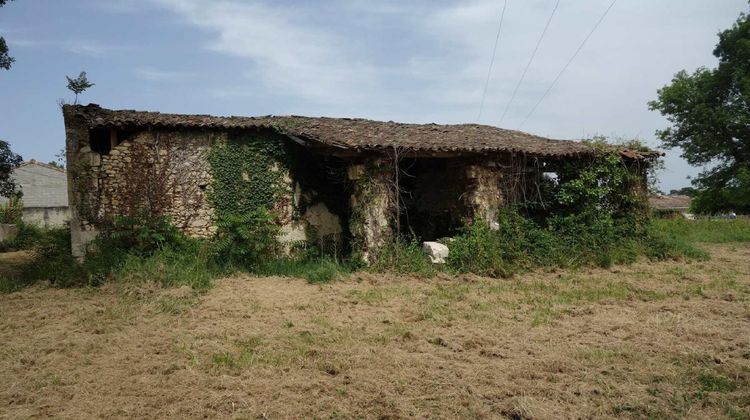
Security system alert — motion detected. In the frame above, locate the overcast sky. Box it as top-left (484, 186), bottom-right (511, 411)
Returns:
top-left (1, 0), bottom-right (747, 191)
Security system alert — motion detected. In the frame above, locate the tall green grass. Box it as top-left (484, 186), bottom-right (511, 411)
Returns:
top-left (256, 258), bottom-right (351, 284)
top-left (651, 218), bottom-right (750, 243)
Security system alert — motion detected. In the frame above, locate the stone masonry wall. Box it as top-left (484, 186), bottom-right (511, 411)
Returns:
top-left (80, 130), bottom-right (217, 237)
top-left (348, 157), bottom-right (393, 263)
top-left (465, 164), bottom-right (504, 228)
top-left (64, 117), bottom-right (345, 256)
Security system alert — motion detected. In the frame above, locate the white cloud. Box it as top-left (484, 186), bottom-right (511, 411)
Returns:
top-left (6, 37), bottom-right (119, 56)
top-left (151, 0), bottom-right (379, 104)
top-left (62, 40), bottom-right (118, 56)
top-left (135, 66), bottom-right (196, 82)
top-left (147, 0), bottom-right (747, 190)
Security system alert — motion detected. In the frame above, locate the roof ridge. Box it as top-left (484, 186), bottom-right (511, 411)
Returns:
top-left (18, 159), bottom-right (66, 173)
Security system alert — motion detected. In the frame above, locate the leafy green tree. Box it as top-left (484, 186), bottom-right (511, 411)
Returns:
top-left (0, 0), bottom-right (14, 70)
top-left (649, 9), bottom-right (750, 213)
top-left (668, 187), bottom-right (698, 197)
top-left (0, 140), bottom-right (22, 197)
top-left (66, 71), bottom-right (94, 104)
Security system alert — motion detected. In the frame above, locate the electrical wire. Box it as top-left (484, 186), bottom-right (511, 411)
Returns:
top-left (518, 0), bottom-right (618, 129)
top-left (477, 0), bottom-right (508, 122)
top-left (499, 0), bottom-right (561, 125)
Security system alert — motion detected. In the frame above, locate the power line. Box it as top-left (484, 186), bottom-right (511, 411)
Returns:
top-left (518, 0), bottom-right (618, 130)
top-left (477, 0), bottom-right (508, 122)
top-left (499, 0), bottom-right (561, 125)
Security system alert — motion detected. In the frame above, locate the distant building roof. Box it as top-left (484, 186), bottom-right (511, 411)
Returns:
top-left (65, 104), bottom-right (659, 160)
top-left (649, 195), bottom-right (692, 211)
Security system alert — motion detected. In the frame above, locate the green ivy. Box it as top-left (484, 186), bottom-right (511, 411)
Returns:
top-left (208, 131), bottom-right (292, 220)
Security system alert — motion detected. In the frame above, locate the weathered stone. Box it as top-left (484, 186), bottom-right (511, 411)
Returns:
top-left (349, 159), bottom-right (393, 264)
top-left (423, 241), bottom-right (449, 264)
top-left (464, 164), bottom-right (503, 225)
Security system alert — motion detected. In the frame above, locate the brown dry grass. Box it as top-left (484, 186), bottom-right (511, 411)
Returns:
top-left (1, 244), bottom-right (749, 419)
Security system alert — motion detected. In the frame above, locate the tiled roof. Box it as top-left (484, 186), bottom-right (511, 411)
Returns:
top-left (66, 104), bottom-right (657, 159)
top-left (649, 195), bottom-right (692, 210)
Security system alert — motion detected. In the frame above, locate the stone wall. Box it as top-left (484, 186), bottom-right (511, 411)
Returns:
top-left (348, 158), bottom-right (393, 263)
top-left (80, 130), bottom-right (216, 237)
top-left (22, 207), bottom-right (70, 228)
top-left (464, 164), bottom-right (504, 229)
top-left (63, 115), bottom-right (345, 256)
top-left (0, 162), bottom-right (68, 208)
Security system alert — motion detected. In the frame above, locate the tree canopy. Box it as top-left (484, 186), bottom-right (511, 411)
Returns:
top-left (0, 140), bottom-right (22, 197)
top-left (0, 0), bottom-right (14, 70)
top-left (649, 9), bottom-right (750, 214)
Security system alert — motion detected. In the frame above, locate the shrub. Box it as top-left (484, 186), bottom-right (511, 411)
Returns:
top-left (17, 227), bottom-right (87, 288)
top-left (446, 222), bottom-right (511, 277)
top-left (0, 196), bottom-right (22, 224)
top-left (211, 208), bottom-right (281, 270)
top-left (446, 208), bottom-right (708, 277)
top-left (0, 222), bottom-right (45, 252)
top-left (3, 217), bottom-right (218, 292)
top-left (103, 213), bottom-right (189, 256)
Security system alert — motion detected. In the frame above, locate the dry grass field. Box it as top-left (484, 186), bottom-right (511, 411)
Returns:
top-left (1, 243), bottom-right (749, 419)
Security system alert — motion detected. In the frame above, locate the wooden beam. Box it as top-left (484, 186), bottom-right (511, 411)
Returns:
top-left (109, 129), bottom-right (117, 149)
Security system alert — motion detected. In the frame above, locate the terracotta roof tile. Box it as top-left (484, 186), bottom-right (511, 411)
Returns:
top-left (66, 104), bottom-right (657, 159)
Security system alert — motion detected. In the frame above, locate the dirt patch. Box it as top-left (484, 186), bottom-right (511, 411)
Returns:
top-left (0, 244), bottom-right (749, 418)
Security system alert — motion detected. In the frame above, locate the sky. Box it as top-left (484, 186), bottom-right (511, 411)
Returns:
top-left (0, 0), bottom-right (747, 192)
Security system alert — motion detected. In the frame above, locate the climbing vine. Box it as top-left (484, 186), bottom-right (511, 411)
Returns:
top-left (208, 130), bottom-right (293, 222)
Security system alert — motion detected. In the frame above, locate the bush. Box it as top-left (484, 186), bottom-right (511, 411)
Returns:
top-left (114, 244), bottom-right (215, 290)
top-left (0, 222), bottom-right (45, 252)
top-left (16, 227), bottom-right (87, 288)
top-left (211, 208), bottom-right (281, 270)
top-left (103, 213), bottom-right (190, 256)
top-left (446, 209), bottom-right (708, 277)
top-left (0, 196), bottom-right (22, 224)
top-left (446, 222), bottom-right (511, 277)
top-left (3, 216), bottom-right (219, 292)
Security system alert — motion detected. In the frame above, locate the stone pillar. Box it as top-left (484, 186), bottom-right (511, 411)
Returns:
top-left (464, 164), bottom-right (503, 229)
top-left (62, 105), bottom-right (99, 259)
top-left (348, 158), bottom-right (393, 264)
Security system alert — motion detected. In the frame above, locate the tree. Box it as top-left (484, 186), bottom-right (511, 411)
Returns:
top-left (668, 187), bottom-right (698, 197)
top-left (66, 71), bottom-right (94, 104)
top-left (0, 140), bottom-right (22, 197)
top-left (0, 0), bottom-right (14, 70)
top-left (649, 9), bottom-right (750, 214)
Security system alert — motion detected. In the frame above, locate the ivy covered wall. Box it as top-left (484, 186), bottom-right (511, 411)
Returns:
top-left (208, 129), bottom-right (294, 223)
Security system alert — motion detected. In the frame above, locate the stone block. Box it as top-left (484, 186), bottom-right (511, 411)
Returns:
top-left (423, 241), bottom-right (449, 264)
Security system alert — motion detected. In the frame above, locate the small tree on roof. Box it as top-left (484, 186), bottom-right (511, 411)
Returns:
top-left (66, 71), bottom-right (94, 104)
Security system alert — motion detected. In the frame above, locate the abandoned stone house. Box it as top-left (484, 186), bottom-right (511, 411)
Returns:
top-left (63, 104), bottom-right (654, 260)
